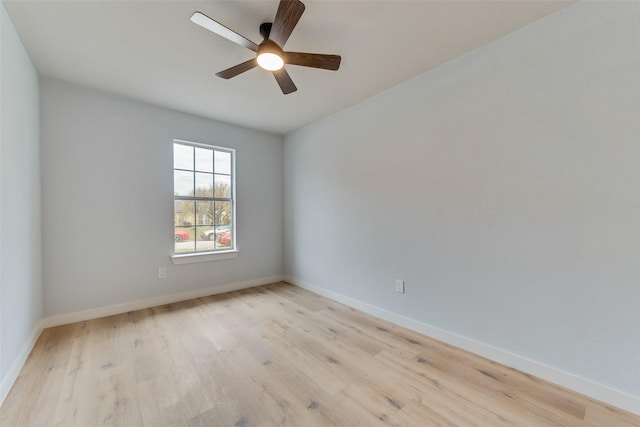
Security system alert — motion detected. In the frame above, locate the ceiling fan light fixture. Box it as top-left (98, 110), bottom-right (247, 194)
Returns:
top-left (257, 52), bottom-right (284, 71)
top-left (256, 40), bottom-right (284, 71)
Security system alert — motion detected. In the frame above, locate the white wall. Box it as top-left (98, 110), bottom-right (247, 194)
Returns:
top-left (285, 0), bottom-right (640, 403)
top-left (0, 2), bottom-right (42, 396)
top-left (40, 79), bottom-right (283, 316)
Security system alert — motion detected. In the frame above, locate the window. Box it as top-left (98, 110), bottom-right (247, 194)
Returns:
top-left (173, 140), bottom-right (235, 257)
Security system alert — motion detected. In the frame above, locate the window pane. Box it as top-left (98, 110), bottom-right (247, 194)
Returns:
top-left (215, 150), bottom-right (231, 174)
top-left (196, 201), bottom-right (213, 225)
top-left (175, 200), bottom-right (188, 226)
top-left (174, 192), bottom-right (194, 254)
top-left (174, 144), bottom-right (193, 170)
top-left (195, 147), bottom-right (213, 172)
top-left (175, 227), bottom-right (195, 254)
top-left (214, 174), bottom-right (231, 198)
top-left (175, 200), bottom-right (195, 226)
top-left (195, 172), bottom-right (213, 197)
top-left (194, 225), bottom-right (215, 252)
top-left (215, 201), bottom-right (232, 226)
top-left (174, 170), bottom-right (194, 196)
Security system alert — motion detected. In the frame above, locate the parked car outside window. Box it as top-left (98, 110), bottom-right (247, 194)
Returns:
top-left (200, 225), bottom-right (231, 241)
top-left (216, 230), bottom-right (232, 247)
top-left (174, 229), bottom-right (190, 242)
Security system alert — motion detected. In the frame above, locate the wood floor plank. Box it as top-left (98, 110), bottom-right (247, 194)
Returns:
top-left (386, 400), bottom-right (461, 427)
top-left (1, 282), bottom-right (638, 426)
top-left (375, 349), bottom-right (551, 427)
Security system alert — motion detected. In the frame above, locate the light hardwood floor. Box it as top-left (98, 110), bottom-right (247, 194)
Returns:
top-left (1, 282), bottom-right (638, 426)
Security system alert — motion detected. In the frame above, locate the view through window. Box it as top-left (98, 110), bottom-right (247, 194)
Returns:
top-left (173, 140), bottom-right (234, 254)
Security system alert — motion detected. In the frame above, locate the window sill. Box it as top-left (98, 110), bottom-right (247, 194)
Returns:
top-left (171, 250), bottom-right (239, 265)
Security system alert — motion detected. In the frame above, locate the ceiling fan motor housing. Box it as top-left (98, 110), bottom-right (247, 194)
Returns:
top-left (258, 39), bottom-right (283, 58)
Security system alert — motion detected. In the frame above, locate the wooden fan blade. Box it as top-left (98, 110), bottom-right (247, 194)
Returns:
top-left (191, 11), bottom-right (259, 52)
top-left (216, 59), bottom-right (258, 79)
top-left (272, 68), bottom-right (297, 94)
top-left (284, 52), bottom-right (341, 70)
top-left (270, 0), bottom-right (305, 48)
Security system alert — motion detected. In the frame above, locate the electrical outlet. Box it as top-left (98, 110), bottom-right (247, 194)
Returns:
top-left (158, 267), bottom-right (167, 279)
top-left (395, 279), bottom-right (405, 293)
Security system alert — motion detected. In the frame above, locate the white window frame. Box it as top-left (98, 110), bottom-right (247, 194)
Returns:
top-left (171, 139), bottom-right (238, 265)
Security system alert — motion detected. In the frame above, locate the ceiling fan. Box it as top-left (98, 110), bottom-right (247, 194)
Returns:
top-left (191, 0), bottom-right (341, 94)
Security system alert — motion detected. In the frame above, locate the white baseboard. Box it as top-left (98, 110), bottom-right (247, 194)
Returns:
top-left (284, 276), bottom-right (640, 416)
top-left (41, 275), bottom-right (285, 328)
top-left (0, 323), bottom-right (43, 407)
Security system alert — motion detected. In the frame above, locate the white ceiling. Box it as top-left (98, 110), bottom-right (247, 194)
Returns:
top-left (4, 0), bottom-right (573, 134)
